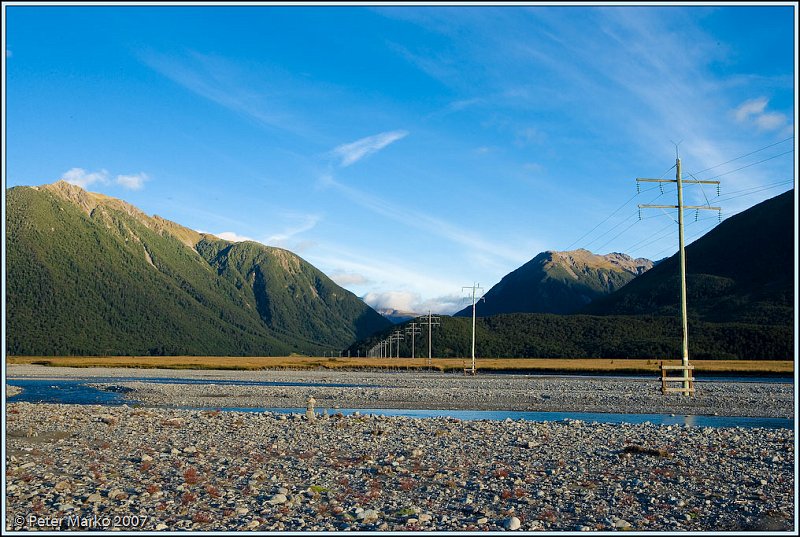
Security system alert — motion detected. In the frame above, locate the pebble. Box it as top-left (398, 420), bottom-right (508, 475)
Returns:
top-left (268, 493), bottom-right (288, 504)
top-left (503, 516), bottom-right (521, 530)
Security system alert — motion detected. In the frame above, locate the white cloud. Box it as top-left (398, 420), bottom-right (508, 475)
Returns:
top-left (330, 271), bottom-right (370, 287)
top-left (60, 168), bottom-right (151, 190)
top-left (215, 231), bottom-right (256, 243)
top-left (734, 97), bottom-right (767, 122)
top-left (755, 112), bottom-right (787, 131)
top-left (307, 241), bottom-right (477, 315)
top-left (266, 214), bottom-right (321, 246)
top-left (332, 130), bottom-right (409, 167)
top-left (60, 168), bottom-right (109, 189)
top-left (116, 172), bottom-right (149, 190)
top-left (362, 290), bottom-right (464, 315)
top-left (363, 290), bottom-right (418, 312)
top-left (734, 97), bottom-right (788, 131)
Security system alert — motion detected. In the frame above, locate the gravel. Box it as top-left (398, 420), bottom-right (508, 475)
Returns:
top-left (7, 365), bottom-right (794, 418)
top-left (5, 401), bottom-right (795, 531)
top-left (5, 365), bottom-right (795, 531)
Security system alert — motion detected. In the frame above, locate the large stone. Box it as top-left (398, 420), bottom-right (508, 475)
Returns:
top-left (503, 516), bottom-right (521, 530)
top-left (268, 493), bottom-right (288, 504)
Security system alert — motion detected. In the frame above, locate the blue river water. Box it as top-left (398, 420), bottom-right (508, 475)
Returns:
top-left (6, 377), bottom-right (793, 430)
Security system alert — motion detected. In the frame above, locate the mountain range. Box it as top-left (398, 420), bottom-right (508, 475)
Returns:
top-left (350, 190), bottom-right (794, 360)
top-left (6, 181), bottom-right (391, 356)
top-left (455, 249), bottom-right (653, 317)
top-left (7, 181), bottom-right (793, 360)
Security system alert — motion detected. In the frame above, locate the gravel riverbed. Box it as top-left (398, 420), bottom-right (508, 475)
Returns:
top-left (5, 401), bottom-right (795, 532)
top-left (6, 365), bottom-right (796, 418)
top-left (5, 366), bottom-right (796, 532)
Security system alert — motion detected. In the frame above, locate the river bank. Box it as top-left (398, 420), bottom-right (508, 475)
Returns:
top-left (6, 365), bottom-right (795, 418)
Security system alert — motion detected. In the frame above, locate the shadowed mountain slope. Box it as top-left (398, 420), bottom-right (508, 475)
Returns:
top-left (583, 189), bottom-right (794, 325)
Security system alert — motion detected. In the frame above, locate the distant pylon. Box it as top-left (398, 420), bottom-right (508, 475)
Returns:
top-left (462, 283), bottom-right (485, 375)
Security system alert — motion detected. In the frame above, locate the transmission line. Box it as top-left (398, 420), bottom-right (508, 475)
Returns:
top-left (689, 135), bottom-right (793, 176)
top-left (702, 150), bottom-right (793, 181)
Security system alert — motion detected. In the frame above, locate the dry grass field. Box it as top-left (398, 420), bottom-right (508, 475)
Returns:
top-left (5, 355), bottom-right (794, 374)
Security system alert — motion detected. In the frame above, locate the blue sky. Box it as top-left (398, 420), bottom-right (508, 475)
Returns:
top-left (3, 3), bottom-right (796, 314)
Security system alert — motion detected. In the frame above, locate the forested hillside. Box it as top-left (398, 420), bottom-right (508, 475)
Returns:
top-left (7, 182), bottom-right (390, 356)
top-left (347, 313), bottom-right (792, 360)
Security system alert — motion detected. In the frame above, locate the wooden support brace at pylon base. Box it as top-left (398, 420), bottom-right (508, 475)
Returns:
top-left (660, 361), bottom-right (695, 395)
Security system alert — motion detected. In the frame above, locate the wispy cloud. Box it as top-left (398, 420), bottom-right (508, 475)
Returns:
top-left (61, 168), bottom-right (109, 189)
top-left (331, 130), bottom-right (409, 167)
top-left (733, 97), bottom-right (789, 132)
top-left (140, 50), bottom-right (306, 136)
top-left (329, 271), bottom-right (371, 287)
top-left (265, 213), bottom-right (321, 246)
top-left (321, 174), bottom-right (529, 265)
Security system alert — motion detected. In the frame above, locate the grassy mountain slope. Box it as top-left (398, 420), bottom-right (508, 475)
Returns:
top-left (7, 182), bottom-right (390, 356)
top-left (583, 190), bottom-right (794, 325)
top-left (455, 249), bottom-right (653, 316)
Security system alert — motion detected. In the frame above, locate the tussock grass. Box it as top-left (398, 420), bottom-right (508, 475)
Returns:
top-left (6, 355), bottom-right (794, 374)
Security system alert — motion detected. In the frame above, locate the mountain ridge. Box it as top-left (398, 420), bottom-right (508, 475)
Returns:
top-left (455, 248), bottom-right (653, 317)
top-left (582, 189), bottom-right (794, 325)
top-left (7, 182), bottom-right (391, 356)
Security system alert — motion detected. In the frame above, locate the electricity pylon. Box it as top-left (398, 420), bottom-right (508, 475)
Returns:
top-left (462, 283), bottom-right (485, 375)
top-left (423, 310), bottom-right (440, 369)
top-left (391, 330), bottom-right (404, 359)
top-left (636, 155), bottom-right (721, 396)
top-left (405, 322), bottom-right (422, 359)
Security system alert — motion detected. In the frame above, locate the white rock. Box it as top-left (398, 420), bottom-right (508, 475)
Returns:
top-left (503, 516), bottom-right (521, 530)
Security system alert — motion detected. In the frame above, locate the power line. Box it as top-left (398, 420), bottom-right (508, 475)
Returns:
top-left (584, 213), bottom-right (639, 249)
top-left (714, 180), bottom-right (794, 203)
top-left (689, 135), bottom-right (794, 176)
top-left (703, 150), bottom-right (794, 181)
top-left (594, 218), bottom-right (641, 252)
top-left (650, 217), bottom-right (720, 259)
top-left (566, 140), bottom-right (792, 256)
top-left (578, 184), bottom-right (674, 252)
top-left (563, 177), bottom-right (670, 251)
top-left (625, 220), bottom-right (675, 253)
